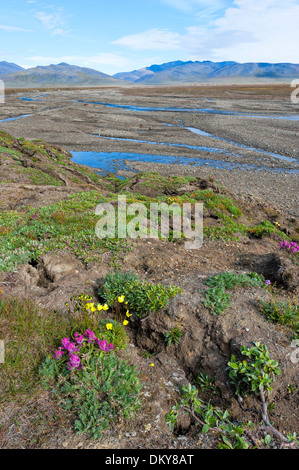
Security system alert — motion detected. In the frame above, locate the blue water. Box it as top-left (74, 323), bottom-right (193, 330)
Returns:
top-left (19, 97), bottom-right (44, 102)
top-left (184, 126), bottom-right (298, 163)
top-left (92, 129), bottom-right (298, 164)
top-left (19, 94), bottom-right (48, 102)
top-left (0, 114), bottom-right (33, 123)
top-left (70, 150), bottom-right (299, 178)
top-left (77, 100), bottom-right (299, 121)
top-left (91, 133), bottom-right (241, 158)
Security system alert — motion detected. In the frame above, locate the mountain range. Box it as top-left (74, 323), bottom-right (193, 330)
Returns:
top-left (1, 60), bottom-right (299, 88)
top-left (0, 62), bottom-right (122, 88)
top-left (113, 60), bottom-right (299, 84)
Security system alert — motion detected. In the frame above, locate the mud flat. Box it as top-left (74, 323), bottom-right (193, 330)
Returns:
top-left (1, 84), bottom-right (298, 216)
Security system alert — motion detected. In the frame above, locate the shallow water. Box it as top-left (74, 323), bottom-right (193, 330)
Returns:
top-left (19, 97), bottom-right (44, 102)
top-left (92, 129), bottom-right (298, 164)
top-left (70, 150), bottom-right (299, 179)
top-left (0, 114), bottom-right (33, 123)
top-left (183, 126), bottom-right (298, 163)
top-left (77, 100), bottom-right (299, 121)
top-left (91, 133), bottom-right (241, 158)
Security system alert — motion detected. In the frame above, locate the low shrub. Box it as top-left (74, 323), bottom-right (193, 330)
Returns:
top-left (258, 298), bottom-right (299, 335)
top-left (203, 286), bottom-right (231, 315)
top-left (205, 271), bottom-right (265, 290)
top-left (98, 271), bottom-right (182, 318)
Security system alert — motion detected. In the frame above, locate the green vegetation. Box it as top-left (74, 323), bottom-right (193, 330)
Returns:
top-left (165, 383), bottom-right (250, 449)
top-left (227, 342), bottom-right (281, 397)
top-left (203, 271), bottom-right (265, 315)
top-left (203, 286), bottom-right (231, 315)
top-left (227, 342), bottom-right (297, 445)
top-left (40, 350), bottom-right (141, 439)
top-left (65, 293), bottom-right (129, 350)
top-left (98, 271), bottom-right (182, 318)
top-left (258, 298), bottom-right (299, 335)
top-left (0, 297), bottom-right (71, 397)
top-left (196, 373), bottom-right (216, 394)
top-left (248, 220), bottom-right (288, 239)
top-left (205, 271), bottom-right (265, 290)
top-left (192, 189), bottom-right (242, 217)
top-left (164, 324), bottom-right (184, 346)
top-left (0, 191), bottom-right (130, 272)
top-left (166, 343), bottom-right (296, 448)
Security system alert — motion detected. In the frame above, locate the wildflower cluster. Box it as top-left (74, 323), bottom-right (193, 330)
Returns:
top-left (72, 293), bottom-right (110, 312)
top-left (53, 330), bottom-right (114, 370)
top-left (279, 241), bottom-right (299, 254)
top-left (66, 293), bottom-right (110, 332)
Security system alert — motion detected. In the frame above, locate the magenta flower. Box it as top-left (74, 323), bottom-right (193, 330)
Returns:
top-left (66, 342), bottom-right (80, 353)
top-left (53, 347), bottom-right (64, 359)
top-left (74, 333), bottom-right (85, 346)
top-left (97, 339), bottom-right (114, 352)
top-left (61, 337), bottom-right (71, 349)
top-left (265, 280), bottom-right (271, 285)
top-left (279, 241), bottom-right (299, 253)
top-left (84, 329), bottom-right (97, 343)
top-left (67, 353), bottom-right (81, 370)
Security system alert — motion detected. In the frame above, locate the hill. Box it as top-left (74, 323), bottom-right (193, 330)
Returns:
top-left (1, 62), bottom-right (123, 88)
top-left (114, 60), bottom-right (299, 84)
top-left (0, 61), bottom-right (24, 76)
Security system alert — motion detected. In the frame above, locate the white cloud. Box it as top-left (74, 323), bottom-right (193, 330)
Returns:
top-left (35, 8), bottom-right (68, 36)
top-left (207, 0), bottom-right (299, 62)
top-left (112, 29), bottom-right (183, 51)
top-left (0, 24), bottom-right (33, 32)
top-left (113, 0), bottom-right (299, 63)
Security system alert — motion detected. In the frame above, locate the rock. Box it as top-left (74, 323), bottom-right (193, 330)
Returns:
top-left (38, 253), bottom-right (84, 283)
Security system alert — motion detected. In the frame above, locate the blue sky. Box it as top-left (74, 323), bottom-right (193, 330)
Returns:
top-left (0, 0), bottom-right (299, 75)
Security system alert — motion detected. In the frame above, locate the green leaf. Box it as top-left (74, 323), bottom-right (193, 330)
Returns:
top-left (202, 424), bottom-right (210, 434)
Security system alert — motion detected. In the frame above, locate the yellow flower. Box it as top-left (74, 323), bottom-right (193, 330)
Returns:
top-left (90, 306), bottom-right (97, 312)
top-left (123, 320), bottom-right (129, 326)
top-left (103, 304), bottom-right (109, 311)
top-left (118, 295), bottom-right (125, 303)
top-left (106, 323), bottom-right (113, 330)
top-left (97, 304), bottom-right (103, 311)
top-left (149, 363), bottom-right (154, 367)
top-left (126, 310), bottom-right (132, 317)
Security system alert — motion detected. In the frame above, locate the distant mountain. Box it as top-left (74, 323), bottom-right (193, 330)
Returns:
top-left (0, 61), bottom-right (24, 76)
top-left (114, 60), bottom-right (189, 82)
top-left (2, 59), bottom-right (299, 88)
top-left (1, 63), bottom-right (123, 88)
top-left (113, 60), bottom-right (299, 84)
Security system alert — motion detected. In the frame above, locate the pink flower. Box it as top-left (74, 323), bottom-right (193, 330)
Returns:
top-left (74, 333), bottom-right (85, 346)
top-left (61, 337), bottom-right (71, 349)
top-left (84, 329), bottom-right (97, 343)
top-left (53, 347), bottom-right (64, 359)
top-left (96, 339), bottom-right (114, 352)
top-left (67, 353), bottom-right (81, 370)
top-left (65, 341), bottom-right (79, 353)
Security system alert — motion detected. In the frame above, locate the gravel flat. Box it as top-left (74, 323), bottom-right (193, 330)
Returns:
top-left (1, 85), bottom-right (298, 216)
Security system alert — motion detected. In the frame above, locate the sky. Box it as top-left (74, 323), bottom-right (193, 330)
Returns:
top-left (0, 0), bottom-right (299, 75)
